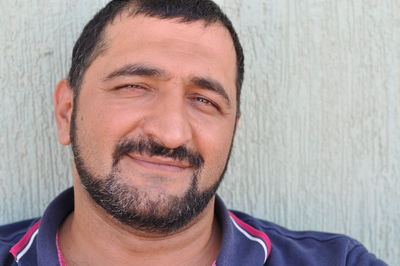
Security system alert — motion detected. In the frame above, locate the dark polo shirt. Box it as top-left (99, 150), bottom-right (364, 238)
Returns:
top-left (0, 188), bottom-right (387, 265)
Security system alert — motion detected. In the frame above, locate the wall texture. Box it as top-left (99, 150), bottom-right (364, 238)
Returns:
top-left (0, 0), bottom-right (398, 264)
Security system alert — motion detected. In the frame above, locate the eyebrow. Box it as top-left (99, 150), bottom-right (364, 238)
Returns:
top-left (103, 64), bottom-right (165, 81)
top-left (190, 76), bottom-right (232, 107)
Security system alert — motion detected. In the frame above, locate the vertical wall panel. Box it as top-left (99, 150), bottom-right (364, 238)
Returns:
top-left (1, 0), bottom-right (398, 264)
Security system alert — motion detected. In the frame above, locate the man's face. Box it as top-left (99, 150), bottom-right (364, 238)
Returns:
top-left (69, 14), bottom-right (238, 233)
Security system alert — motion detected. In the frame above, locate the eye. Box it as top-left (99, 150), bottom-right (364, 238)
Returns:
top-left (191, 95), bottom-right (221, 112)
top-left (116, 84), bottom-right (147, 90)
top-left (110, 83), bottom-right (153, 98)
top-left (195, 96), bottom-right (213, 105)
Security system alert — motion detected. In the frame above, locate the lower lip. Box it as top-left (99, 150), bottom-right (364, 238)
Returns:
top-left (127, 155), bottom-right (187, 173)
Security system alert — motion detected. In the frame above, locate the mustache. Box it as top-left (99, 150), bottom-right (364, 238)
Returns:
top-left (112, 137), bottom-right (204, 169)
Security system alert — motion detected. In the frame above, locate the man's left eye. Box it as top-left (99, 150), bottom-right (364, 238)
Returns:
top-left (191, 96), bottom-right (221, 112)
top-left (196, 97), bottom-right (213, 105)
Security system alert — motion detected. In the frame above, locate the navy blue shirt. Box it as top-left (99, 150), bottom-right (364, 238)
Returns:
top-left (0, 188), bottom-right (387, 265)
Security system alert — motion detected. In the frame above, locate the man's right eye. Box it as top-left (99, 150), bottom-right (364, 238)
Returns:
top-left (110, 84), bottom-right (153, 98)
top-left (116, 84), bottom-right (146, 90)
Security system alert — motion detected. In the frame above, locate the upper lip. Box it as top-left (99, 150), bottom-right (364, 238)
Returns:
top-left (127, 153), bottom-right (191, 168)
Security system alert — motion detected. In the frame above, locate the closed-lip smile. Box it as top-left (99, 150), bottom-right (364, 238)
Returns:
top-left (126, 153), bottom-right (191, 172)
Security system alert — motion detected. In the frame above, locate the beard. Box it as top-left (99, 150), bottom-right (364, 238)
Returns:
top-left (70, 109), bottom-right (229, 234)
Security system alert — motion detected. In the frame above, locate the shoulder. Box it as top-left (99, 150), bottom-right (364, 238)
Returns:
top-left (229, 210), bottom-right (387, 265)
top-left (0, 218), bottom-right (39, 265)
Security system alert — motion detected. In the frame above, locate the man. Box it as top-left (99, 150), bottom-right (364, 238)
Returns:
top-left (0, 0), bottom-right (387, 265)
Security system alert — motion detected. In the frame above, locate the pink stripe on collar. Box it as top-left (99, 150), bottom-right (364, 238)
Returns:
top-left (10, 220), bottom-right (41, 258)
top-left (56, 231), bottom-right (67, 266)
top-left (229, 211), bottom-right (272, 256)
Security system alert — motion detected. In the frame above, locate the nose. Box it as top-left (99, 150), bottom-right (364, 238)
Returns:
top-left (141, 95), bottom-right (193, 149)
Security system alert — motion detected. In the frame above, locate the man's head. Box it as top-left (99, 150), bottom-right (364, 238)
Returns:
top-left (54, 0), bottom-right (243, 234)
top-left (68, 0), bottom-right (244, 115)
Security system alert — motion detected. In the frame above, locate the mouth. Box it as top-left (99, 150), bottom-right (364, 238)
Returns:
top-left (126, 153), bottom-right (191, 173)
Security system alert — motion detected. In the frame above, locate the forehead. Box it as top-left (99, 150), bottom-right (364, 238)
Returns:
top-left (90, 14), bottom-right (237, 97)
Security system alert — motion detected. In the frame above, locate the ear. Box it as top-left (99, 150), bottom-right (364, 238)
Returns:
top-left (235, 115), bottom-right (240, 125)
top-left (234, 113), bottom-right (240, 128)
top-left (54, 79), bottom-right (74, 145)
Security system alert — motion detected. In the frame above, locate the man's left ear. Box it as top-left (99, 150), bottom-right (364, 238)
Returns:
top-left (235, 113), bottom-right (240, 126)
top-left (54, 79), bottom-right (74, 146)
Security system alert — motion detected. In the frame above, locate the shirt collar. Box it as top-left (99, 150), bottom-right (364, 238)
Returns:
top-left (215, 196), bottom-right (271, 265)
top-left (11, 188), bottom-right (271, 266)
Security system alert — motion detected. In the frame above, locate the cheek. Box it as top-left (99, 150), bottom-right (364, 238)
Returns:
top-left (74, 97), bottom-right (145, 174)
top-left (73, 109), bottom-right (111, 175)
top-left (193, 118), bottom-right (236, 188)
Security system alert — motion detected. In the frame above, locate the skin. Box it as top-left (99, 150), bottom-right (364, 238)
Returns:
top-left (54, 13), bottom-right (238, 266)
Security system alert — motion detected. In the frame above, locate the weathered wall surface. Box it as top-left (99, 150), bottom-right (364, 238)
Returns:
top-left (0, 0), bottom-right (398, 264)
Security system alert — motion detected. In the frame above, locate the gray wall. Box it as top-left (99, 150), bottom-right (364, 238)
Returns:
top-left (1, 0), bottom-right (398, 265)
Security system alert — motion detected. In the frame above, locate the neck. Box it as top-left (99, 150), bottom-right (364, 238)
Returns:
top-left (59, 182), bottom-right (221, 266)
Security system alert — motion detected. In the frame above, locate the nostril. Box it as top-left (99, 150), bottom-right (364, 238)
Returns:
top-left (141, 114), bottom-right (192, 150)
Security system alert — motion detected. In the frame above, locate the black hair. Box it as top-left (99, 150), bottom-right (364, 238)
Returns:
top-left (68, 0), bottom-right (244, 114)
